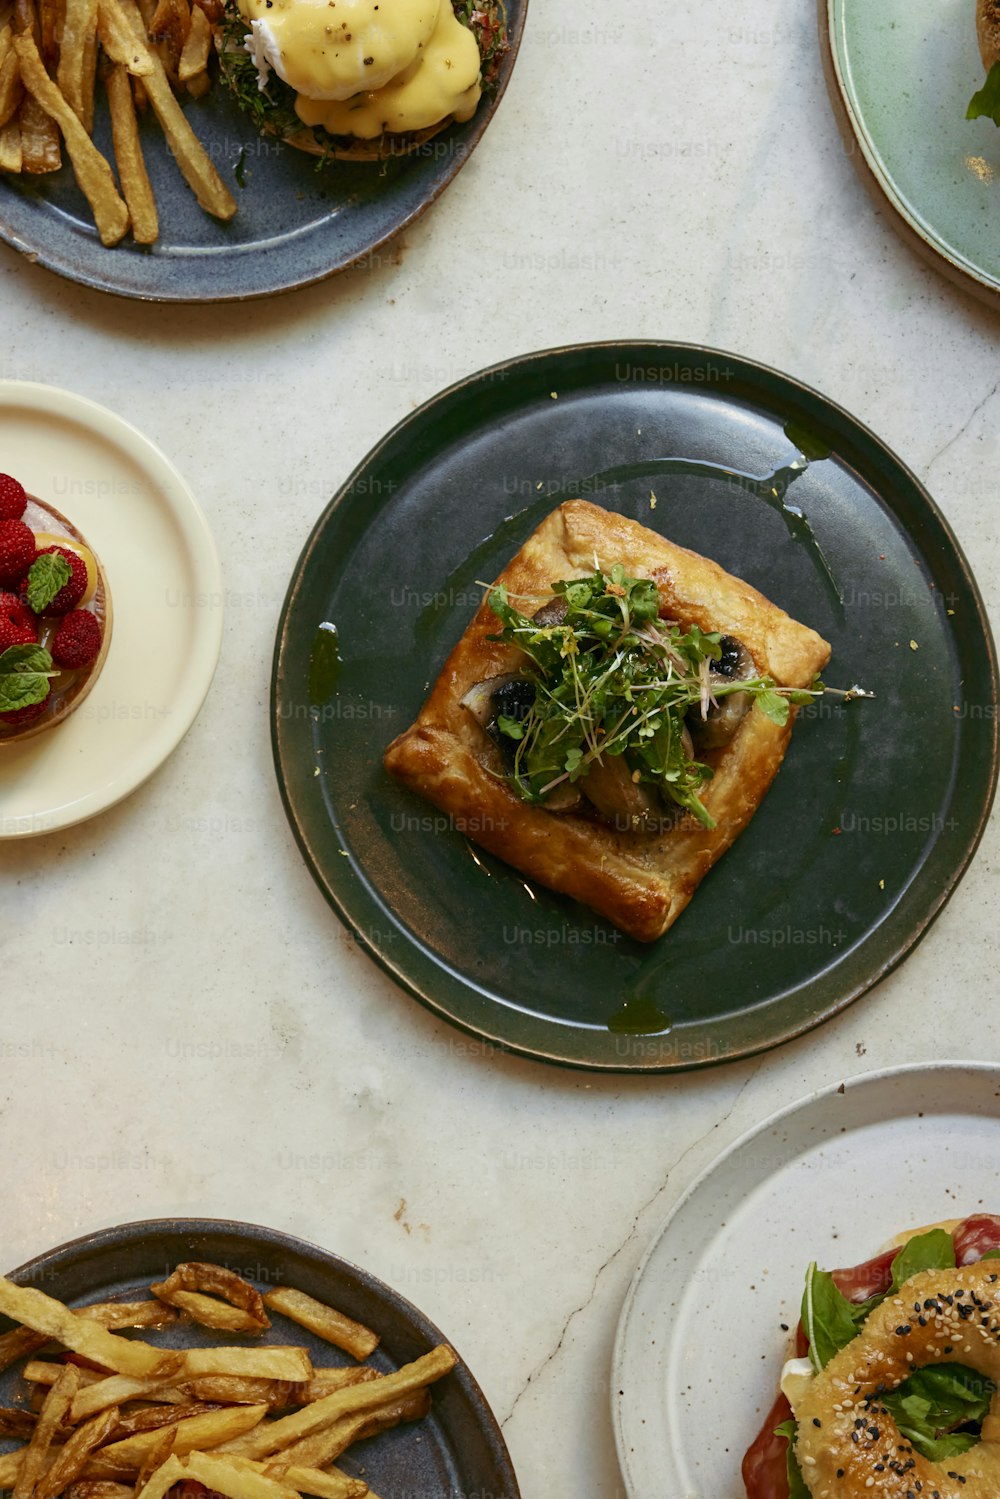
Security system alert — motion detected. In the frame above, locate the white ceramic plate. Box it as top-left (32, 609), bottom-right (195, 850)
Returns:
top-left (611, 1061), bottom-right (1000, 1499)
top-left (0, 382), bottom-right (222, 835)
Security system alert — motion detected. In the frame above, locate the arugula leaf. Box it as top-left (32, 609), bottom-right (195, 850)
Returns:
top-left (801, 1263), bottom-right (862, 1371)
top-left (774, 1421), bottom-right (811, 1499)
top-left (968, 61), bottom-right (1000, 125)
top-left (889, 1228), bottom-right (956, 1293)
top-left (884, 1365), bottom-right (993, 1460)
top-left (25, 551), bottom-right (71, 614)
top-left (756, 688), bottom-right (791, 727)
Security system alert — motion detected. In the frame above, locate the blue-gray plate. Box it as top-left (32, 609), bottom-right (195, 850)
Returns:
top-left (0, 1218), bottom-right (520, 1498)
top-left (0, 2), bottom-right (525, 301)
top-left (271, 342), bottom-right (998, 1072)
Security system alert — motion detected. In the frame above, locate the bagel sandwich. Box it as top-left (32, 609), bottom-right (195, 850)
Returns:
top-left (742, 1215), bottom-right (1000, 1499)
top-left (968, 0), bottom-right (1000, 125)
top-left (218, 0), bottom-right (509, 161)
top-left (0, 492), bottom-right (112, 747)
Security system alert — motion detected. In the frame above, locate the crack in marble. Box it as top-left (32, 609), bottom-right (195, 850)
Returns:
top-left (923, 380), bottom-right (999, 477)
top-left (499, 1060), bottom-right (765, 1428)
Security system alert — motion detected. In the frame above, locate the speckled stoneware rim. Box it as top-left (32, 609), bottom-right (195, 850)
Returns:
top-left (1, 1217), bottom-right (521, 1498)
top-left (611, 1060), bottom-right (1000, 1498)
top-left (0, 1), bottom-right (527, 302)
top-left (271, 340), bottom-right (999, 1072)
top-left (819, 0), bottom-right (1000, 308)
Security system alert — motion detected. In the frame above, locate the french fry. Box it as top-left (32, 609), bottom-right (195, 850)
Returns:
top-left (175, 1), bottom-right (207, 81)
top-left (0, 1448), bottom-right (26, 1488)
top-left (65, 1484), bottom-right (134, 1499)
top-left (265, 1392), bottom-right (430, 1474)
top-left (217, 1347), bottom-right (456, 1462)
top-left (85, 1403), bottom-right (269, 1479)
top-left (130, 1425), bottom-right (175, 1499)
top-left (24, 1363), bottom-right (109, 1389)
top-left (262, 1291), bottom-right (379, 1363)
top-left (77, 1303), bottom-right (178, 1332)
top-left (115, 0), bottom-right (235, 219)
top-left (179, 1348), bottom-right (311, 1382)
top-left (57, 0), bottom-right (97, 118)
top-left (0, 1405), bottom-right (36, 1439)
top-left (181, 1453), bottom-right (299, 1499)
top-left (13, 32), bottom-right (129, 241)
top-left (132, 1454), bottom-right (186, 1499)
top-left (181, 1367), bottom-right (375, 1410)
top-left (13, 1365), bottom-right (79, 1499)
top-left (110, 1401), bottom-right (222, 1442)
top-left (13, 92), bottom-right (59, 169)
top-left (159, 1293), bottom-right (263, 1334)
top-left (95, 0), bottom-right (151, 73)
top-left (38, 0), bottom-right (60, 62)
top-left (281, 1469), bottom-right (366, 1499)
top-left (36, 1405), bottom-right (121, 1499)
top-left (0, 47), bottom-right (22, 127)
top-left (0, 1276), bottom-right (162, 1378)
top-left (79, 19), bottom-right (96, 127)
top-left (102, 64), bottom-right (157, 239)
top-left (150, 1267), bottom-right (268, 1333)
top-left (71, 1357), bottom-right (184, 1421)
top-left (183, 68), bottom-right (207, 97)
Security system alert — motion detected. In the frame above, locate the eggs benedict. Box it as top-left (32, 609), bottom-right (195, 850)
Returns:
top-left (219, 0), bottom-right (508, 159)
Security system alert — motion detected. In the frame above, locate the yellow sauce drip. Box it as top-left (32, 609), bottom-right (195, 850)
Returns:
top-left (239, 0), bottom-right (437, 101)
top-left (294, 0), bottom-right (481, 137)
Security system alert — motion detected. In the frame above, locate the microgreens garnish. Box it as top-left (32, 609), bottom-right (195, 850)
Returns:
top-left (486, 565), bottom-right (828, 829)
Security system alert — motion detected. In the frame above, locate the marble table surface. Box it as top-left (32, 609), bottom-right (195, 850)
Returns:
top-left (1, 0), bottom-right (999, 1495)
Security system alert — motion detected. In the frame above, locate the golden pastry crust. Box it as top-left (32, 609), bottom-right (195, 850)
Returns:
top-left (384, 499), bottom-right (831, 942)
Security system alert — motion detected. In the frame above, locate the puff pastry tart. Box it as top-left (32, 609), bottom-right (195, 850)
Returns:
top-left (384, 499), bottom-right (831, 942)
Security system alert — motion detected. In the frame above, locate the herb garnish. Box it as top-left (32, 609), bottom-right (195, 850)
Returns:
top-left (25, 551), bottom-right (72, 615)
top-left (0, 643), bottom-right (58, 715)
top-left (968, 61), bottom-right (1000, 127)
top-left (486, 566), bottom-right (822, 828)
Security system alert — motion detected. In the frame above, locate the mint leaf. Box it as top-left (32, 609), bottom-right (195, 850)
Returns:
top-left (774, 1421), bottom-right (811, 1499)
top-left (0, 644), bottom-right (55, 715)
top-left (968, 61), bottom-right (1000, 125)
top-left (889, 1228), bottom-right (956, 1293)
top-left (0, 672), bottom-right (50, 713)
top-left (0, 643), bottom-right (52, 676)
top-left (802, 1263), bottom-right (861, 1370)
top-left (757, 688), bottom-right (791, 727)
top-left (25, 552), bottom-right (72, 614)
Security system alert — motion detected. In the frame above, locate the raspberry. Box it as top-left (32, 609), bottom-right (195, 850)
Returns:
top-left (0, 520), bottom-right (36, 585)
top-left (52, 610), bottom-right (101, 669)
top-left (27, 545), bottom-right (86, 614)
top-left (0, 592), bottom-right (39, 652)
top-left (0, 694), bottom-right (49, 728)
top-left (0, 475), bottom-right (27, 522)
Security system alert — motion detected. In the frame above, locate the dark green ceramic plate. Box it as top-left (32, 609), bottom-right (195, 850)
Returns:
top-left (0, 1219), bottom-right (519, 1499)
top-left (271, 343), bottom-right (998, 1072)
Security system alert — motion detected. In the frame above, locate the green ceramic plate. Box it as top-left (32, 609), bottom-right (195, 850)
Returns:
top-left (271, 343), bottom-right (998, 1072)
top-left (822, 0), bottom-right (1000, 303)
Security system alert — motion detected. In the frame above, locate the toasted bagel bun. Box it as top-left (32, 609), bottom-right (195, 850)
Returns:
top-left (0, 496), bottom-right (112, 747)
top-left (796, 1259), bottom-right (1000, 1497)
top-left (979, 0), bottom-right (1000, 70)
top-left (881, 1216), bottom-right (963, 1249)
